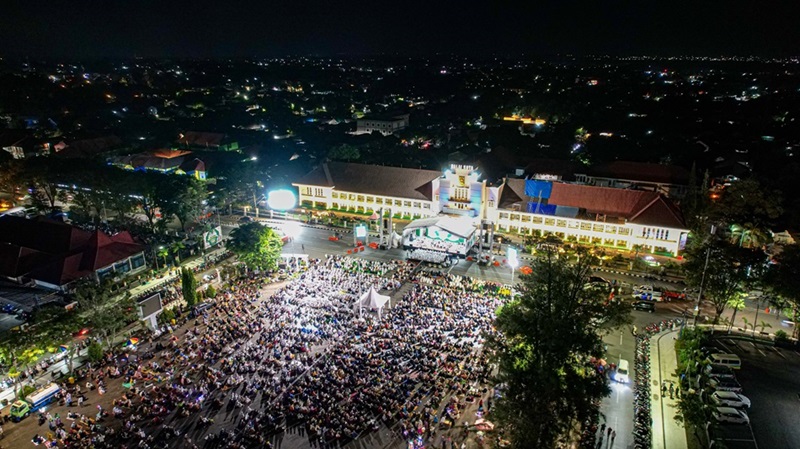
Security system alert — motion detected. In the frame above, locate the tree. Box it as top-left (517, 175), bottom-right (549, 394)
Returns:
top-left (206, 284), bottom-right (217, 298)
top-left (228, 222), bottom-right (284, 271)
top-left (24, 158), bottom-right (66, 212)
top-left (170, 240), bottom-right (186, 264)
top-left (328, 144), bottom-right (361, 162)
top-left (138, 172), bottom-right (165, 230)
top-left (726, 295), bottom-right (746, 332)
top-left (107, 173), bottom-right (137, 222)
top-left (159, 177), bottom-right (208, 231)
top-left (75, 281), bottom-right (137, 350)
top-left (181, 268), bottom-right (198, 308)
top-left (0, 331), bottom-right (38, 395)
top-left (675, 391), bottom-right (710, 445)
top-left (87, 342), bottom-right (104, 362)
top-left (684, 238), bottom-right (761, 324)
top-left (766, 244), bottom-right (800, 339)
top-left (729, 222), bottom-right (771, 248)
top-left (488, 248), bottom-right (630, 448)
top-left (711, 179), bottom-right (783, 231)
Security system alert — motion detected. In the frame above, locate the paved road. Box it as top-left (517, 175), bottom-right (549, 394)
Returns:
top-left (222, 220), bottom-right (518, 284)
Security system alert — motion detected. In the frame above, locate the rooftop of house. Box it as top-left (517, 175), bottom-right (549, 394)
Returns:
top-left (0, 216), bottom-right (145, 286)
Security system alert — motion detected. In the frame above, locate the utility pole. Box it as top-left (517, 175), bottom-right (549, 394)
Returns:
top-left (693, 224), bottom-right (716, 326)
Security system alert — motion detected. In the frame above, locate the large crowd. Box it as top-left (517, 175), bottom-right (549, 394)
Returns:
top-left (3, 254), bottom-right (504, 449)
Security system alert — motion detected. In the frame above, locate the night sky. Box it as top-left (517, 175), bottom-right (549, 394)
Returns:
top-left (0, 0), bottom-right (797, 59)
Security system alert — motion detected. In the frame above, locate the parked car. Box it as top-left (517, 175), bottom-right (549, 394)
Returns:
top-left (663, 289), bottom-right (687, 301)
top-left (712, 407), bottom-right (749, 424)
top-left (707, 377), bottom-right (743, 393)
top-left (711, 391), bottom-right (751, 409)
top-left (705, 363), bottom-right (737, 380)
top-left (632, 301), bottom-right (656, 313)
top-left (588, 276), bottom-right (610, 285)
top-left (615, 359), bottom-right (630, 383)
top-left (1, 304), bottom-right (18, 314)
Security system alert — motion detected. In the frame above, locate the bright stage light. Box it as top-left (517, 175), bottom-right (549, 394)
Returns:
top-left (267, 189), bottom-right (296, 211)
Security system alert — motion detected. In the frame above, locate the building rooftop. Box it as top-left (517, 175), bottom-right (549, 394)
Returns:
top-left (500, 179), bottom-right (685, 228)
top-left (582, 161), bottom-right (691, 185)
top-left (295, 161), bottom-right (442, 201)
top-left (0, 216), bottom-right (145, 287)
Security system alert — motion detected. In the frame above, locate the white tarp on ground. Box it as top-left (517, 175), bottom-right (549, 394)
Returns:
top-left (353, 286), bottom-right (391, 319)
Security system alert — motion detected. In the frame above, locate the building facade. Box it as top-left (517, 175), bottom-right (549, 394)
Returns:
top-left (487, 179), bottom-right (688, 256)
top-left (355, 114), bottom-right (410, 136)
top-left (293, 162), bottom-right (689, 256)
top-left (293, 162), bottom-right (442, 220)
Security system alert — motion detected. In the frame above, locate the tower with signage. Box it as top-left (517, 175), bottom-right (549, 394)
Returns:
top-left (439, 164), bottom-right (484, 218)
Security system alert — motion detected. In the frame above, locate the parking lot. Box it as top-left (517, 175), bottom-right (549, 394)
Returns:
top-left (706, 336), bottom-right (800, 449)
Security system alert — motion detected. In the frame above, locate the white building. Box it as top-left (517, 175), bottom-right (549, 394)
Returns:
top-left (487, 178), bottom-right (688, 256)
top-left (355, 114), bottom-right (410, 136)
top-left (293, 162), bottom-right (689, 257)
top-left (293, 162), bottom-right (443, 220)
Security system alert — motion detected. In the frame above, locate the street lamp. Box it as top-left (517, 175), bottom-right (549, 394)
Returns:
top-left (508, 246), bottom-right (519, 290)
top-left (267, 189), bottom-right (297, 219)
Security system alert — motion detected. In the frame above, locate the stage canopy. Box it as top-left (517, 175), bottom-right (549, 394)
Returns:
top-left (354, 286), bottom-right (391, 319)
top-left (402, 216), bottom-right (478, 257)
top-left (403, 216), bottom-right (477, 240)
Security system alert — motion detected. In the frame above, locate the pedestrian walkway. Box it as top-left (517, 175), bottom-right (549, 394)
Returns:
top-left (651, 328), bottom-right (688, 449)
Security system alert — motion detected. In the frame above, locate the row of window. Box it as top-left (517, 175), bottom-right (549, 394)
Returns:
top-left (328, 192), bottom-right (431, 209)
top-left (642, 227), bottom-right (670, 240)
top-left (499, 212), bottom-right (681, 238)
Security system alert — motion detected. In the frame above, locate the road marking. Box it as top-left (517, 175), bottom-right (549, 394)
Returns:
top-left (750, 342), bottom-right (766, 356)
top-left (772, 347), bottom-right (787, 359)
top-left (748, 421), bottom-right (760, 449)
top-left (717, 340), bottom-right (734, 353)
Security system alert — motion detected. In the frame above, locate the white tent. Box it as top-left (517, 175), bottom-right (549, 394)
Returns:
top-left (354, 286), bottom-right (391, 319)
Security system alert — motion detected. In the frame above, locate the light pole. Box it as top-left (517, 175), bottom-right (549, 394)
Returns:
top-left (693, 224), bottom-right (716, 326)
top-left (508, 246), bottom-right (519, 297)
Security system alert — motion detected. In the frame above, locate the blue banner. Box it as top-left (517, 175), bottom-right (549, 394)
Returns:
top-left (524, 180), bottom-right (552, 199)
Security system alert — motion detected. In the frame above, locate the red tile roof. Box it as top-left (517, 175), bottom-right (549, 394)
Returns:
top-left (0, 217), bottom-right (145, 287)
top-left (548, 183), bottom-right (656, 218)
top-left (499, 179), bottom-right (686, 229)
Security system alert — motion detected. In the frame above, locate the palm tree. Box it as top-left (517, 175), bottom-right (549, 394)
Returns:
top-left (157, 246), bottom-right (169, 268)
top-left (170, 241), bottom-right (186, 264)
top-left (729, 223), bottom-right (771, 248)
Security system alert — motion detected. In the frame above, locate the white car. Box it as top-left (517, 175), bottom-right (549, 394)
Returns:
top-left (711, 391), bottom-right (751, 409)
top-left (615, 360), bottom-right (630, 384)
top-left (713, 407), bottom-right (749, 424)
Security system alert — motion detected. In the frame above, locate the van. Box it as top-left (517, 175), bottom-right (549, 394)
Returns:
top-left (706, 353), bottom-right (741, 370)
top-left (615, 359), bottom-right (630, 383)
